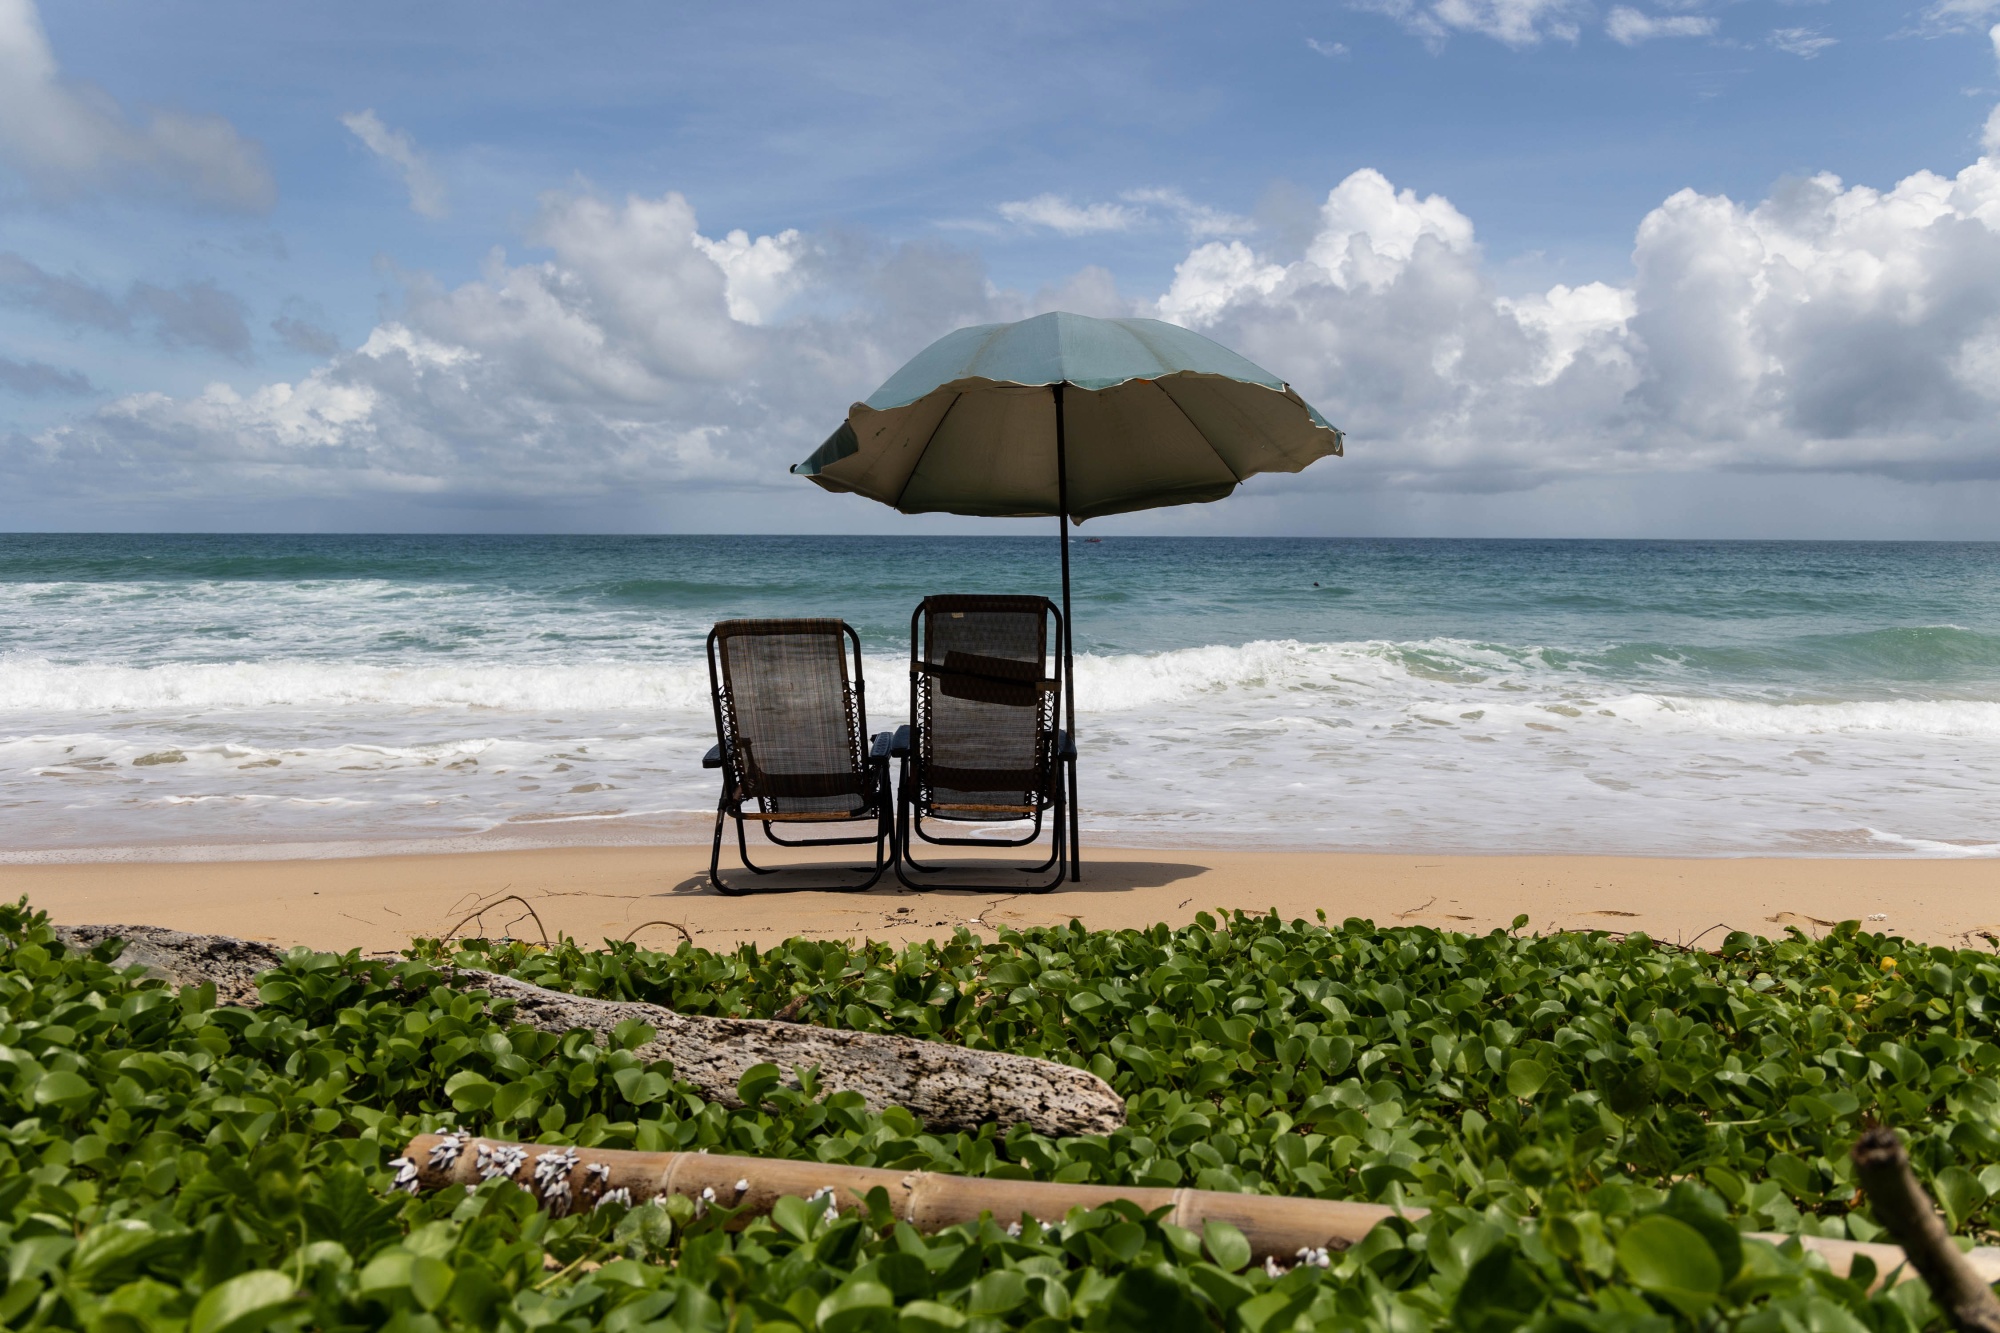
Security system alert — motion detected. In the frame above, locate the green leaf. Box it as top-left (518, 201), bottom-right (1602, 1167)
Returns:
top-left (188, 1269), bottom-right (295, 1333)
top-left (1605, 1061), bottom-right (1661, 1118)
top-left (1616, 1215), bottom-right (1722, 1320)
top-left (32, 1069), bottom-right (93, 1109)
top-left (1103, 1265), bottom-right (1210, 1333)
top-left (490, 1080), bottom-right (533, 1121)
top-left (737, 1061), bottom-right (782, 1107)
top-left (8, 1235), bottom-right (74, 1285)
top-left (1506, 1058), bottom-right (1549, 1099)
top-left (1201, 1219), bottom-right (1251, 1273)
top-left (897, 1300), bottom-right (966, 1333)
top-left (966, 1270), bottom-right (1029, 1316)
top-left (1935, 1166), bottom-right (1986, 1232)
top-left (771, 1194), bottom-right (814, 1242)
top-left (443, 1070), bottom-right (494, 1111)
top-left (409, 1255), bottom-right (454, 1311)
top-left (1452, 1248), bottom-right (1545, 1333)
top-left (816, 1279), bottom-right (893, 1333)
top-left (1236, 1287), bottom-right (1317, 1333)
top-left (300, 1166), bottom-right (402, 1257)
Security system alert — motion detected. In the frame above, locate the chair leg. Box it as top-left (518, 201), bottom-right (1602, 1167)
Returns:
top-left (710, 785), bottom-right (894, 895)
top-left (709, 804), bottom-right (750, 896)
top-left (897, 808), bottom-right (1067, 894)
top-left (735, 814), bottom-right (782, 875)
top-left (1027, 767), bottom-right (1067, 893)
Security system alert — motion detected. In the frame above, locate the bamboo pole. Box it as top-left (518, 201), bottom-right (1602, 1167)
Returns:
top-left (400, 1134), bottom-right (2000, 1283)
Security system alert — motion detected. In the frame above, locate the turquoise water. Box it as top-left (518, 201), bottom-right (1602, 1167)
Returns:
top-left (1, 533), bottom-right (1996, 857)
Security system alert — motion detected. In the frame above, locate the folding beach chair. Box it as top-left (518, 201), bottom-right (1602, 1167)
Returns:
top-left (704, 619), bottom-right (894, 894)
top-left (893, 595), bottom-right (1074, 892)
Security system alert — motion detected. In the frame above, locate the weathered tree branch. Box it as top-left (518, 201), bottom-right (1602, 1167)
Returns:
top-left (1854, 1125), bottom-right (2000, 1331)
top-left (52, 924), bottom-right (1124, 1138)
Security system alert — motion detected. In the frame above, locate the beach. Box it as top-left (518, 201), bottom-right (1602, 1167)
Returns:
top-left (11, 843), bottom-right (2000, 954)
top-left (5, 534), bottom-right (2000, 949)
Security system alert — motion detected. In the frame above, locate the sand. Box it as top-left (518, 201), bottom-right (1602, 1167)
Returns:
top-left (6, 840), bottom-right (2000, 955)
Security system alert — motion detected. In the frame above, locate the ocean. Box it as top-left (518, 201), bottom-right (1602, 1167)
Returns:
top-left (1, 533), bottom-right (1996, 860)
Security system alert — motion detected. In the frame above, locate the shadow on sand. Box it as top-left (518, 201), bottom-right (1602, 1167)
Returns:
top-left (661, 855), bottom-right (1209, 899)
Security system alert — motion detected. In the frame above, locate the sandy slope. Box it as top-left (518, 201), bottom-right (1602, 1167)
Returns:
top-left (7, 841), bottom-right (1999, 955)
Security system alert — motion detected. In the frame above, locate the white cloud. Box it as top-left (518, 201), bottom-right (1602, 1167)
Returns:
top-left (1306, 38), bottom-right (1350, 56)
top-left (1923, 0), bottom-right (2000, 33)
top-left (996, 194), bottom-right (1144, 235)
top-left (1119, 188), bottom-right (1255, 239)
top-left (13, 191), bottom-right (966, 510)
top-left (1356, 0), bottom-right (1586, 49)
top-left (0, 0), bottom-right (272, 209)
top-left (1161, 143), bottom-right (2000, 491)
top-left (994, 189), bottom-right (1252, 240)
top-left (25, 100), bottom-right (2000, 520)
top-left (1770, 27), bottom-right (1837, 57)
top-left (1606, 8), bottom-right (1718, 45)
top-left (690, 227), bottom-right (807, 324)
top-left (340, 110), bottom-right (448, 220)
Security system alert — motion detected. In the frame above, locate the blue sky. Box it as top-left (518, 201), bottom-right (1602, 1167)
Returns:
top-left (5, 0), bottom-right (2000, 535)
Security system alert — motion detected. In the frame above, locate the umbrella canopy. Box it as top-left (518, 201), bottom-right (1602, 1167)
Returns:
top-left (792, 310), bottom-right (1343, 880)
top-left (792, 312), bottom-right (1342, 519)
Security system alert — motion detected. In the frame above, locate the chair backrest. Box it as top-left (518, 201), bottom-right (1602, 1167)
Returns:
top-left (708, 619), bottom-right (869, 816)
top-left (909, 595), bottom-right (1059, 817)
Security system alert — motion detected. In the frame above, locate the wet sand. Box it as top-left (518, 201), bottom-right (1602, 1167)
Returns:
top-left (6, 841), bottom-right (1999, 955)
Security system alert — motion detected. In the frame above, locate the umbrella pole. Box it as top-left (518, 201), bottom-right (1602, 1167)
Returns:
top-left (1054, 383), bottom-right (1079, 880)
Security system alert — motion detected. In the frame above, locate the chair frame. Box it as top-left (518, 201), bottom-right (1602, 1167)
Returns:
top-left (704, 619), bottom-right (894, 895)
top-left (894, 595), bottom-right (1073, 893)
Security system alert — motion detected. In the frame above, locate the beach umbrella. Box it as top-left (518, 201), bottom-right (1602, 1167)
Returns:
top-left (791, 310), bottom-right (1344, 876)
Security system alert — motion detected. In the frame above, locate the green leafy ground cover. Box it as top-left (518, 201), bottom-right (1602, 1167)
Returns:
top-left (2, 898), bottom-right (1997, 1330)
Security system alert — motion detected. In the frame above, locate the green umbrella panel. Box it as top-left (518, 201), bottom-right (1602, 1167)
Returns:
top-left (794, 312), bottom-right (1342, 519)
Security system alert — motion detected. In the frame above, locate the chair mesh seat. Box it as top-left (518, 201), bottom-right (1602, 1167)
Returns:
top-left (704, 617), bottom-right (893, 895)
top-left (713, 619), bottom-right (871, 819)
top-left (912, 597), bottom-right (1057, 818)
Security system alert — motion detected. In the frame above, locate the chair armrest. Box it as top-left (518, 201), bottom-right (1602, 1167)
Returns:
top-left (890, 724), bottom-right (912, 758)
top-left (870, 730), bottom-right (895, 761)
top-left (1057, 730), bottom-right (1077, 762)
top-left (702, 743), bottom-right (724, 770)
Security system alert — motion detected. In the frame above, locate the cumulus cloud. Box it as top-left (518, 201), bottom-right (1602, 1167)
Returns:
top-left (0, 355), bottom-right (89, 396)
top-left (1606, 7), bottom-right (1717, 45)
top-left (1355, 0), bottom-right (1585, 49)
top-left (24, 104), bottom-right (2000, 518)
top-left (1769, 27), bottom-right (1837, 57)
top-left (12, 190), bottom-right (982, 509)
top-left (1157, 145), bottom-right (2000, 491)
top-left (0, 253), bottom-right (251, 356)
top-left (340, 110), bottom-right (448, 219)
top-left (0, 0), bottom-right (272, 209)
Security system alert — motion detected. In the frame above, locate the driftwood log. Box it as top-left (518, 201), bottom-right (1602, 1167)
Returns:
top-left (402, 1134), bottom-right (2000, 1282)
top-left (1854, 1126), bottom-right (2000, 1331)
top-left (52, 924), bottom-right (1124, 1137)
top-left (457, 966), bottom-right (1123, 1136)
top-left (55, 923), bottom-right (284, 1008)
